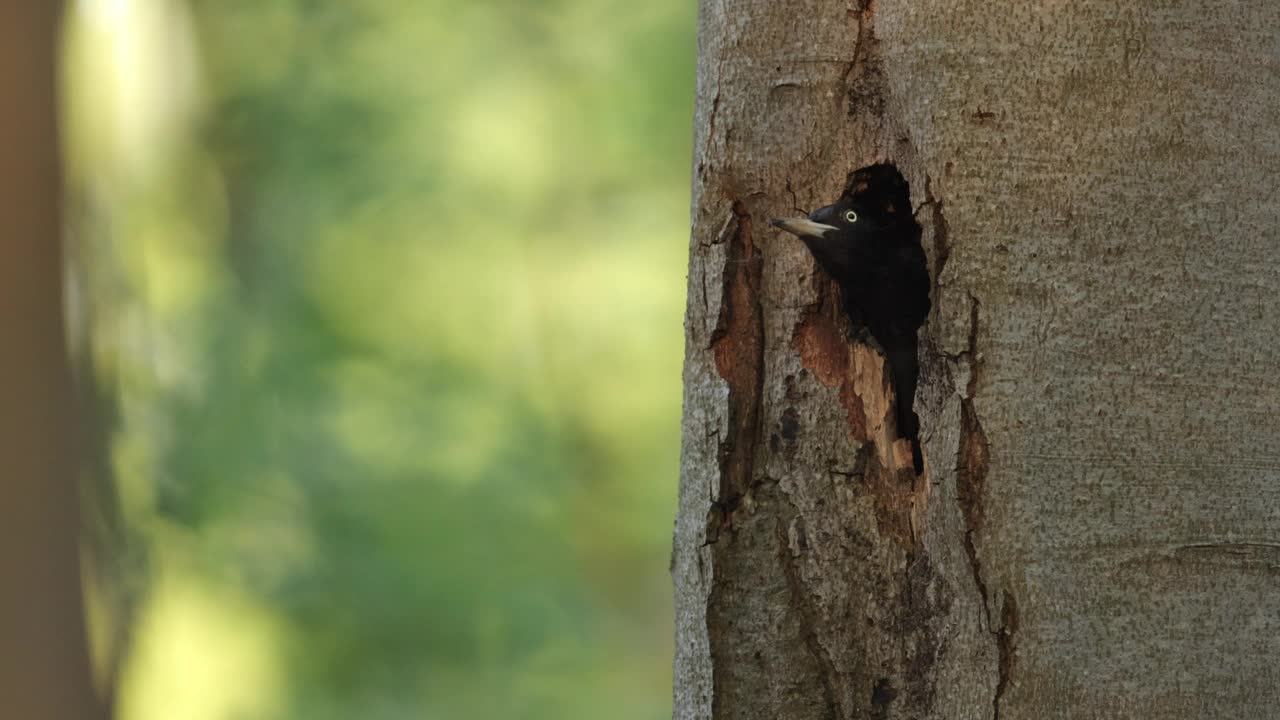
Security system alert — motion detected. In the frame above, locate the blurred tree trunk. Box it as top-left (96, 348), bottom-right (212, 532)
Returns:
top-left (0, 4), bottom-right (107, 719)
top-left (672, 1), bottom-right (1280, 718)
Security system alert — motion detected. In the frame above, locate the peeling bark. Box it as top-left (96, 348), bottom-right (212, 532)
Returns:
top-left (708, 202), bottom-right (765, 540)
top-left (675, 0), bottom-right (1280, 718)
top-left (791, 300), bottom-right (925, 549)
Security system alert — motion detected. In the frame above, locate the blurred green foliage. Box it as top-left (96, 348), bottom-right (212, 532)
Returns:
top-left (63, 0), bottom-right (693, 718)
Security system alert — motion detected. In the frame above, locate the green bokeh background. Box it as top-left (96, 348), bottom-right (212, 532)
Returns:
top-left (62, 1), bottom-right (693, 718)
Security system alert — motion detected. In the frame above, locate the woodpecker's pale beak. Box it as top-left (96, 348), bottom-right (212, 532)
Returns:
top-left (769, 217), bottom-right (838, 239)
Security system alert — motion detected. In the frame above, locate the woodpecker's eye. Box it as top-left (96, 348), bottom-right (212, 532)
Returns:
top-left (844, 210), bottom-right (858, 223)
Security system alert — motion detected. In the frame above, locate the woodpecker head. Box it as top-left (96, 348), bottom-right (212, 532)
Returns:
top-left (769, 195), bottom-right (899, 241)
top-left (770, 163), bottom-right (915, 280)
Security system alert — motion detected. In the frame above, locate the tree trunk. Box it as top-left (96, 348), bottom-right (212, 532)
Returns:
top-left (672, 1), bottom-right (1280, 718)
top-left (0, 4), bottom-right (107, 719)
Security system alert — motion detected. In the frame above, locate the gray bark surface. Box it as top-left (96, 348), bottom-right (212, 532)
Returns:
top-left (672, 1), bottom-right (1280, 718)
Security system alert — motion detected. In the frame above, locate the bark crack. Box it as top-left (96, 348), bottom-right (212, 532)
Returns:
top-left (951, 294), bottom-right (1018, 719)
top-left (955, 295), bottom-right (988, 631)
top-left (776, 514), bottom-right (842, 720)
top-left (993, 592), bottom-right (1019, 720)
top-left (704, 91), bottom-right (722, 163)
top-left (922, 174), bottom-right (952, 286)
top-left (701, 0), bottom-right (731, 165)
top-left (838, 10), bottom-right (865, 106)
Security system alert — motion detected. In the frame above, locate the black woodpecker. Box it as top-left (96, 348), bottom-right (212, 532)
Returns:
top-left (770, 164), bottom-right (930, 474)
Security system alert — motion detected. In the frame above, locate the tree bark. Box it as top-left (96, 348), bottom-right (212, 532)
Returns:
top-left (672, 1), bottom-right (1280, 718)
top-left (0, 4), bottom-right (107, 719)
